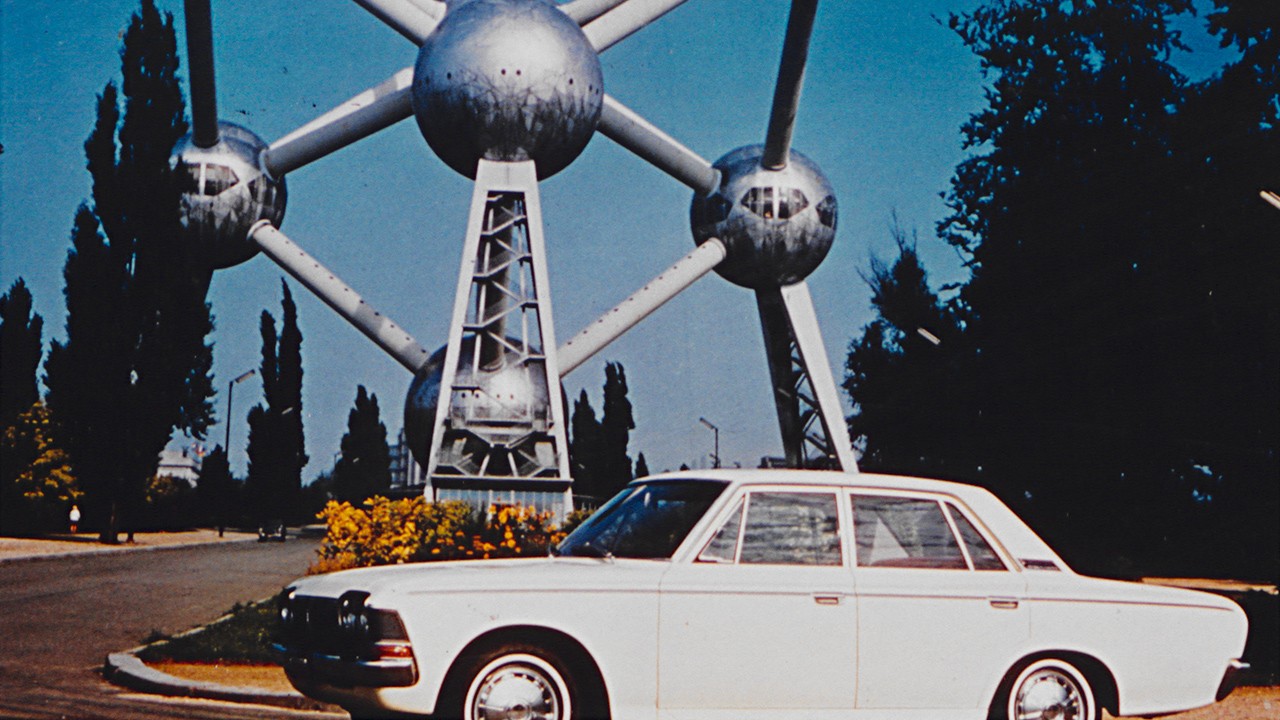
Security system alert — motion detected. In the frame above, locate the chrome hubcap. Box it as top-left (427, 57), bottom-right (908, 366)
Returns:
top-left (1014, 668), bottom-right (1085, 720)
top-left (472, 663), bottom-right (561, 720)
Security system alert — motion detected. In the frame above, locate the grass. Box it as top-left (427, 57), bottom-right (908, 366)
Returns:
top-left (136, 600), bottom-right (278, 664)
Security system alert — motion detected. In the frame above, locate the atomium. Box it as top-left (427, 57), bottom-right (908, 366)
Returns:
top-left (404, 337), bottom-right (555, 476)
top-left (184, 0), bottom-right (859, 504)
top-left (172, 121), bottom-right (286, 270)
top-left (691, 145), bottom-right (837, 289)
top-left (412, 0), bottom-right (605, 179)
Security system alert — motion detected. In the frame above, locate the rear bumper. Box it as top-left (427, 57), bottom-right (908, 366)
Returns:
top-left (1216, 659), bottom-right (1250, 701)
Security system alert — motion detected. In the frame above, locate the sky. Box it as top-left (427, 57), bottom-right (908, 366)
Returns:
top-left (0, 0), bottom-right (1230, 479)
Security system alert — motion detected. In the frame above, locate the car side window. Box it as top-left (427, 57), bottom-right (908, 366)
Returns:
top-left (738, 492), bottom-right (842, 566)
top-left (945, 503), bottom-right (1008, 571)
top-left (697, 498), bottom-right (744, 563)
top-left (852, 495), bottom-right (967, 569)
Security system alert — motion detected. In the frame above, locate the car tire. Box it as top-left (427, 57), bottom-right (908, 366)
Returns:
top-left (995, 657), bottom-right (1098, 720)
top-left (455, 645), bottom-right (576, 720)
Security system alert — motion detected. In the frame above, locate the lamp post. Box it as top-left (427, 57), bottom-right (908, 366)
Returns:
top-left (699, 417), bottom-right (720, 469)
top-left (225, 369), bottom-right (257, 454)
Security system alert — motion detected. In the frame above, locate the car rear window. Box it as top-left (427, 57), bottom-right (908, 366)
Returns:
top-left (852, 495), bottom-right (968, 570)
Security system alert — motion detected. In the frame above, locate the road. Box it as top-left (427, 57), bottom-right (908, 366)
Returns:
top-left (0, 538), bottom-right (342, 720)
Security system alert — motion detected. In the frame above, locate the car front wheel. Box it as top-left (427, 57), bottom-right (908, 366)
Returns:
top-left (462, 649), bottom-right (573, 720)
top-left (1001, 658), bottom-right (1097, 720)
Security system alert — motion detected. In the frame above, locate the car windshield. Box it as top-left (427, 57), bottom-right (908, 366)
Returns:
top-left (556, 480), bottom-right (728, 560)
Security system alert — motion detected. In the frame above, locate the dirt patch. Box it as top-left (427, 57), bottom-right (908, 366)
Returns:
top-left (148, 662), bottom-right (295, 694)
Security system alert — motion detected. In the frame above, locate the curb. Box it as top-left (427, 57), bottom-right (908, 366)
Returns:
top-left (103, 651), bottom-right (334, 711)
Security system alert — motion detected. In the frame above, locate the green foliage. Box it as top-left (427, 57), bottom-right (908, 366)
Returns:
top-left (245, 282), bottom-right (307, 523)
top-left (847, 0), bottom-right (1278, 580)
top-left (332, 386), bottom-right (391, 504)
top-left (137, 600), bottom-right (278, 664)
top-left (0, 403), bottom-right (79, 534)
top-left (44, 0), bottom-right (214, 543)
top-left (195, 445), bottom-right (235, 531)
top-left (311, 497), bottom-right (571, 573)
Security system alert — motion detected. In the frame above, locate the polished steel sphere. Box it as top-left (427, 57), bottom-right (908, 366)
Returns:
top-left (404, 337), bottom-right (554, 466)
top-left (171, 122), bottom-right (287, 269)
top-left (411, 0), bottom-right (604, 179)
top-left (690, 145), bottom-right (838, 289)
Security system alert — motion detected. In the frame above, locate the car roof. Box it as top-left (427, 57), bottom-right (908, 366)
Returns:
top-left (640, 467), bottom-right (982, 495)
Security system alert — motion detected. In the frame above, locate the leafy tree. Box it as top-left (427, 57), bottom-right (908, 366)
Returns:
top-left (0, 404), bottom-right (78, 534)
top-left (847, 0), bottom-right (1277, 578)
top-left (44, 0), bottom-right (214, 543)
top-left (844, 225), bottom-right (972, 479)
top-left (0, 278), bottom-right (44, 427)
top-left (196, 445), bottom-right (234, 535)
top-left (333, 386), bottom-right (391, 503)
top-left (245, 282), bottom-right (307, 522)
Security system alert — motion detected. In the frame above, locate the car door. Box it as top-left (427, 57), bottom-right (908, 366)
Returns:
top-left (851, 491), bottom-right (1028, 711)
top-left (657, 488), bottom-right (857, 718)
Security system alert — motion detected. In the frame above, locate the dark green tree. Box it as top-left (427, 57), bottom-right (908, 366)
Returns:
top-left (847, 0), bottom-right (1276, 578)
top-left (598, 362), bottom-right (634, 497)
top-left (333, 386), bottom-right (391, 503)
top-left (196, 445), bottom-right (234, 535)
top-left (844, 226), bottom-right (972, 479)
top-left (244, 282), bottom-right (306, 522)
top-left (634, 453), bottom-right (650, 479)
top-left (44, 1), bottom-right (214, 543)
top-left (569, 389), bottom-right (604, 500)
top-left (0, 278), bottom-right (44, 427)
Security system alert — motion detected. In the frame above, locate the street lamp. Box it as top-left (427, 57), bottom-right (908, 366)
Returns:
top-left (699, 417), bottom-right (720, 469)
top-left (225, 369), bottom-right (257, 453)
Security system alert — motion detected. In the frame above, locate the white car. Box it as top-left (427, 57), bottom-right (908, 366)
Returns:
top-left (276, 469), bottom-right (1249, 720)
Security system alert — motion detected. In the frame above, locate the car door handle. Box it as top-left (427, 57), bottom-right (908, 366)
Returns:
top-left (989, 597), bottom-right (1019, 610)
top-left (813, 594), bottom-right (842, 606)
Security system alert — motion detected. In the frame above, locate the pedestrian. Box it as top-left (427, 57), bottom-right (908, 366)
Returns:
top-left (68, 504), bottom-right (81, 534)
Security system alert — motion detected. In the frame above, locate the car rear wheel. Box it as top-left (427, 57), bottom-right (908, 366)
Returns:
top-left (462, 648), bottom-right (574, 720)
top-left (1001, 658), bottom-right (1097, 720)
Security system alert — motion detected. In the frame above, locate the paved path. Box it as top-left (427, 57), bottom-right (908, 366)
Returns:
top-left (0, 535), bottom-right (342, 719)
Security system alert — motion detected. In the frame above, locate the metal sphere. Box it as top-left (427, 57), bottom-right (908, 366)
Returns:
top-left (690, 145), bottom-right (838, 289)
top-left (411, 0), bottom-right (604, 179)
top-left (171, 122), bottom-right (287, 269)
top-left (404, 338), bottom-right (553, 467)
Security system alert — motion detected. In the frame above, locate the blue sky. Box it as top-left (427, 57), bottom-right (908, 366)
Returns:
top-left (0, 0), bottom-right (1228, 478)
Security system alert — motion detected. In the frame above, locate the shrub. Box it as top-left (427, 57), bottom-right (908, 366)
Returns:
top-left (311, 497), bottom-right (578, 574)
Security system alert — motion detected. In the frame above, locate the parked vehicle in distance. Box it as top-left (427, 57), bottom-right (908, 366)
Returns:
top-left (274, 469), bottom-right (1249, 720)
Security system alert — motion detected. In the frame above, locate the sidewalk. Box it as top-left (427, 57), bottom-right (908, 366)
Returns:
top-left (0, 528), bottom-right (259, 564)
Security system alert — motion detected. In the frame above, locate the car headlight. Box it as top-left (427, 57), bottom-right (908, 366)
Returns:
top-left (337, 590), bottom-right (372, 643)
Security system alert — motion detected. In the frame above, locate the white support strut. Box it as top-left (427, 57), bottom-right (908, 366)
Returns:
top-left (598, 95), bottom-right (719, 195)
top-left (1262, 190), bottom-right (1280, 211)
top-left (250, 221), bottom-right (431, 373)
top-left (779, 281), bottom-right (858, 472)
top-left (264, 68), bottom-right (415, 178)
top-left (558, 238), bottom-right (726, 375)
top-left (583, 0), bottom-right (691, 53)
top-left (350, 0), bottom-right (442, 44)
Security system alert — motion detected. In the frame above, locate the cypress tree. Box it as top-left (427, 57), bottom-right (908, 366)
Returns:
top-left (0, 278), bottom-right (44, 427)
top-left (244, 282), bottom-right (306, 523)
top-left (599, 362), bottom-right (634, 497)
top-left (569, 389), bottom-right (603, 500)
top-left (44, 0), bottom-right (214, 543)
top-left (333, 386), bottom-right (391, 503)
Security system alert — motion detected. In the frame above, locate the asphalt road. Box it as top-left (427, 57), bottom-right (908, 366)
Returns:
top-left (0, 537), bottom-right (343, 720)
